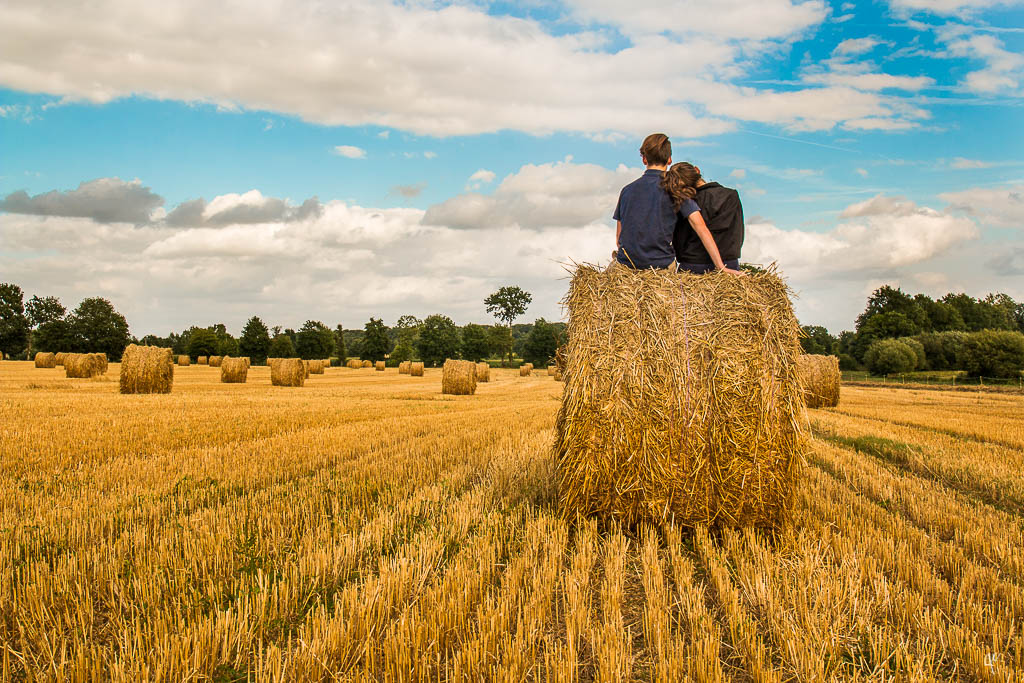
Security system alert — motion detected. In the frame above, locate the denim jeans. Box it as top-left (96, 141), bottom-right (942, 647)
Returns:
top-left (677, 259), bottom-right (739, 274)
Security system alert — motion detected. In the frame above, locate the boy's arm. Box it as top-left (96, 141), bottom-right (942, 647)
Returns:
top-left (687, 212), bottom-right (740, 274)
top-left (616, 220), bottom-right (622, 250)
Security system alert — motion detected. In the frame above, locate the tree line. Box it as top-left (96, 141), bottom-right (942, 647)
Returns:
top-left (800, 286), bottom-right (1024, 378)
top-left (0, 283), bottom-right (564, 367)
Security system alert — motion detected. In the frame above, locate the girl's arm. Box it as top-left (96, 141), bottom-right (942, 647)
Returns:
top-left (687, 210), bottom-right (740, 273)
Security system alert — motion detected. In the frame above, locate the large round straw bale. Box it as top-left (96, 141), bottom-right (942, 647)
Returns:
top-left (270, 358), bottom-right (306, 387)
top-left (346, 359), bottom-right (362, 369)
top-left (375, 361), bottom-right (385, 371)
top-left (34, 352), bottom-right (56, 368)
top-left (475, 362), bottom-right (490, 382)
top-left (220, 357), bottom-right (249, 383)
top-left (399, 361), bottom-right (411, 374)
top-left (362, 359), bottom-right (373, 368)
top-left (177, 355), bottom-right (190, 366)
top-left (301, 360), bottom-right (311, 378)
top-left (197, 356), bottom-right (208, 365)
top-left (307, 359), bottom-right (323, 375)
top-left (547, 365), bottom-right (557, 376)
top-left (120, 344), bottom-right (174, 394)
top-left (208, 355), bottom-right (222, 367)
top-left (94, 353), bottom-right (108, 375)
top-left (410, 362), bottom-right (425, 377)
top-left (442, 359), bottom-right (477, 395)
top-left (797, 354), bottom-right (840, 408)
top-left (64, 353), bottom-right (105, 378)
top-left (55, 352), bottom-right (67, 366)
top-left (555, 264), bottom-right (804, 529)
top-left (519, 365), bottom-right (532, 377)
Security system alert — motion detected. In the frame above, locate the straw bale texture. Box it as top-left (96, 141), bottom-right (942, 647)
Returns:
top-left (119, 344), bottom-right (174, 394)
top-left (220, 357), bottom-right (249, 383)
top-left (176, 355), bottom-right (190, 366)
top-left (301, 360), bottom-right (311, 379)
top-left (309, 359), bottom-right (325, 375)
top-left (209, 356), bottom-right (223, 367)
top-left (554, 368), bottom-right (563, 382)
top-left (34, 352), bottom-right (56, 368)
top-left (524, 363), bottom-right (534, 371)
top-left (555, 345), bottom-right (566, 373)
top-left (475, 362), bottom-right (490, 382)
top-left (399, 361), bottom-right (411, 374)
top-left (270, 358), bottom-right (305, 387)
top-left (55, 352), bottom-right (67, 366)
top-left (346, 359), bottom-right (362, 369)
top-left (410, 362), bottom-right (425, 377)
top-left (797, 354), bottom-right (841, 408)
top-left (547, 365), bottom-right (557, 376)
top-left (375, 361), bottom-right (385, 372)
top-left (64, 353), bottom-right (106, 378)
top-left (442, 359), bottom-right (477, 395)
top-left (197, 356), bottom-right (208, 365)
top-left (519, 365), bottom-right (532, 377)
top-left (362, 360), bottom-right (373, 368)
top-left (555, 264), bottom-right (805, 529)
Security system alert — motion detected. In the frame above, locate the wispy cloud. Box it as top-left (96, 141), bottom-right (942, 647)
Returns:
top-left (333, 145), bottom-right (367, 159)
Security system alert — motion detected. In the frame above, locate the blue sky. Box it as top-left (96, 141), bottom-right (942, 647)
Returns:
top-left (1, 0), bottom-right (1022, 335)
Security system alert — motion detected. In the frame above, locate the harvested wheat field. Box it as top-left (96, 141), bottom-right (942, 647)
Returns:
top-left (2, 361), bottom-right (1023, 681)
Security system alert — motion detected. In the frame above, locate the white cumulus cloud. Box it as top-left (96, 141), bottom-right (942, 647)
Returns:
top-left (333, 145), bottom-right (367, 159)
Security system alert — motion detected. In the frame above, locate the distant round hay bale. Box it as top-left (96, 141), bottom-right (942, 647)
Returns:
top-left (519, 365), bottom-right (531, 377)
top-left (797, 354), bottom-right (840, 408)
top-left (375, 361), bottom-right (385, 371)
top-left (524, 363), bottom-right (534, 371)
top-left (34, 352), bottom-right (56, 368)
top-left (554, 368), bottom-right (563, 382)
top-left (309, 359), bottom-right (324, 374)
top-left (64, 353), bottom-right (105, 378)
top-left (270, 358), bottom-right (305, 387)
top-left (208, 356), bottom-right (222, 367)
top-left (93, 353), bottom-right (108, 375)
top-left (547, 365), bottom-right (557, 376)
top-left (197, 356), bottom-right (208, 365)
top-left (398, 361), bottom-right (412, 374)
top-left (120, 344), bottom-right (174, 394)
top-left (410, 362), bottom-right (425, 377)
top-left (442, 359), bottom-right (477, 395)
top-left (55, 352), bottom-right (67, 366)
top-left (475, 362), bottom-right (490, 382)
top-left (220, 357), bottom-right (249, 383)
top-left (301, 360), bottom-right (311, 379)
top-left (362, 360), bottom-right (373, 368)
top-left (346, 359), bottom-right (362, 369)
top-left (176, 355), bottom-right (190, 366)
top-left (555, 264), bottom-right (804, 530)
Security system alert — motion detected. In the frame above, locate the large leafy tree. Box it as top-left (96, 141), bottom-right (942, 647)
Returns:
top-left (296, 320), bottom-right (335, 360)
top-left (957, 330), bottom-right (1024, 378)
top-left (855, 285), bottom-right (926, 332)
top-left (218, 336), bottom-right (240, 356)
top-left (334, 324), bottom-right (347, 363)
top-left (415, 314), bottom-right (460, 366)
top-left (188, 328), bottom-right (220, 358)
top-left (268, 334), bottom-right (295, 358)
top-left (851, 312), bottom-right (918, 361)
top-left (239, 316), bottom-right (271, 364)
top-left (484, 285), bottom-right (531, 365)
top-left (69, 297), bottom-right (131, 360)
top-left (390, 315), bottom-right (421, 363)
top-left (522, 318), bottom-right (561, 367)
top-left (460, 323), bottom-right (490, 362)
top-left (34, 319), bottom-right (74, 353)
top-left (26, 295), bottom-right (66, 328)
top-left (0, 283), bottom-right (30, 358)
top-left (799, 325), bottom-right (837, 355)
top-left (360, 318), bottom-right (391, 361)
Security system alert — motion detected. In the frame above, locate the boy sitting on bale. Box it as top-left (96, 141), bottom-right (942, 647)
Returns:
top-left (613, 134), bottom-right (738, 274)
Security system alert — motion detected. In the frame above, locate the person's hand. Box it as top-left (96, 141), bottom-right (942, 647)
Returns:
top-left (611, 249), bottom-right (619, 261)
top-left (720, 266), bottom-right (745, 275)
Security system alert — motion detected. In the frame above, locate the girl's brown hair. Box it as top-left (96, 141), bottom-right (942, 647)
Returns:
top-left (661, 162), bottom-right (701, 210)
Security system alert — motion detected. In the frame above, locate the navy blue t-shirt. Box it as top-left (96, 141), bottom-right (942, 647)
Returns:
top-left (613, 169), bottom-right (677, 269)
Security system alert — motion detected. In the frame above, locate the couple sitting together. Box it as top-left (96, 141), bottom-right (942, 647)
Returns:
top-left (613, 133), bottom-right (744, 275)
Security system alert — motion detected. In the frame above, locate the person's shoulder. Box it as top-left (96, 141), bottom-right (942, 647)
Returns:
top-left (621, 174), bottom-right (649, 191)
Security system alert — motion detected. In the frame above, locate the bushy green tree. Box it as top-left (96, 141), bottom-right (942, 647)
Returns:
top-left (26, 295), bottom-right (66, 328)
top-left (69, 297), bottom-right (131, 360)
top-left (957, 330), bottom-right (1024, 378)
top-left (896, 337), bottom-right (926, 370)
top-left (334, 324), bottom-right (347, 364)
top-left (523, 318), bottom-right (561, 367)
top-left (852, 312), bottom-right (919, 361)
top-left (855, 285), bottom-right (926, 332)
top-left (800, 325), bottom-right (837, 355)
top-left (460, 323), bottom-right (490, 362)
top-left (488, 325), bottom-right (514, 367)
top-left (0, 283), bottom-right (30, 359)
top-left (485, 285), bottom-right (531, 365)
top-left (239, 316), bottom-right (271, 364)
top-left (360, 318), bottom-right (391, 361)
top-left (296, 320), bottom-right (335, 360)
top-left (268, 334), bottom-right (295, 358)
top-left (218, 335), bottom-right (239, 356)
top-left (415, 314), bottom-right (459, 366)
top-left (390, 315), bottom-right (420, 363)
top-left (188, 328), bottom-right (220, 358)
top-left (864, 338), bottom-right (918, 375)
top-left (913, 331), bottom-right (967, 371)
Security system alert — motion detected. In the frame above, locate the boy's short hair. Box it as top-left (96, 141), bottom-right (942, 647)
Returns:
top-left (640, 133), bottom-right (671, 166)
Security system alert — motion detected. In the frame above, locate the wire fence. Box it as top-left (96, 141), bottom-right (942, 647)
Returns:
top-left (842, 370), bottom-right (1024, 390)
